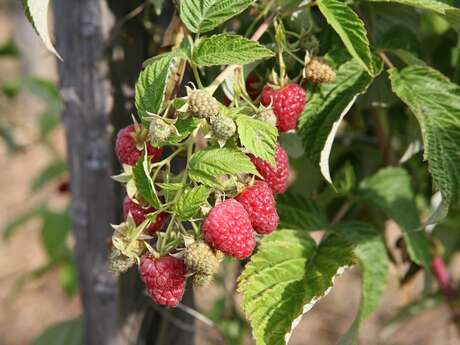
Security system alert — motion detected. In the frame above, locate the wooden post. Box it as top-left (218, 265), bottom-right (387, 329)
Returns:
top-left (53, 1), bottom-right (195, 344)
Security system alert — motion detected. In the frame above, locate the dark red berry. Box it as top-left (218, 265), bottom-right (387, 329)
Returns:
top-left (250, 144), bottom-right (289, 194)
top-left (115, 124), bottom-right (163, 166)
top-left (202, 199), bottom-right (256, 259)
top-left (236, 181), bottom-right (279, 235)
top-left (123, 196), bottom-right (168, 235)
top-left (260, 83), bottom-right (306, 132)
top-left (140, 256), bottom-right (186, 307)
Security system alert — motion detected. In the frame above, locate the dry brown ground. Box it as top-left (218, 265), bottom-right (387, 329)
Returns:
top-left (0, 5), bottom-right (459, 345)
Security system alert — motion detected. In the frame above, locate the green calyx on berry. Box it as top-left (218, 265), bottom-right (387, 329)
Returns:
top-left (111, 213), bottom-right (151, 263)
top-left (187, 88), bottom-right (222, 119)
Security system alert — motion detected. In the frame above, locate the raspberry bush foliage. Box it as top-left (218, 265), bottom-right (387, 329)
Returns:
top-left (23, 0), bottom-right (460, 343)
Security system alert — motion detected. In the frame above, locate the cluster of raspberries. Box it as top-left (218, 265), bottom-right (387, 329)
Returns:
top-left (112, 79), bottom-right (306, 307)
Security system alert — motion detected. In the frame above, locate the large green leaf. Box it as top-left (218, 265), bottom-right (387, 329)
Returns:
top-left (188, 147), bottom-right (259, 188)
top-left (32, 318), bottom-right (82, 345)
top-left (236, 114), bottom-right (278, 167)
top-left (316, 0), bottom-right (374, 74)
top-left (180, 0), bottom-right (254, 33)
top-left (298, 59), bottom-right (375, 184)
top-left (390, 66), bottom-right (460, 218)
top-left (239, 230), bottom-right (354, 345)
top-left (276, 193), bottom-right (328, 231)
top-left (359, 167), bottom-right (431, 267)
top-left (135, 54), bottom-right (175, 116)
top-left (367, 0), bottom-right (455, 12)
top-left (22, 0), bottom-right (61, 59)
top-left (367, 0), bottom-right (460, 30)
top-left (192, 34), bottom-right (274, 66)
top-left (333, 222), bottom-right (389, 345)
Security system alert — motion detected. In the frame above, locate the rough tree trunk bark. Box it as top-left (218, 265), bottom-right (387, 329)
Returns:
top-left (53, 1), bottom-right (195, 344)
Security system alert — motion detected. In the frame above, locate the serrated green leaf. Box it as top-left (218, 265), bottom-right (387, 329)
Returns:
top-left (188, 148), bottom-right (259, 188)
top-left (22, 0), bottom-right (61, 59)
top-left (390, 66), bottom-right (460, 219)
top-left (316, 0), bottom-right (374, 75)
top-left (132, 152), bottom-right (161, 209)
top-left (367, 0), bottom-right (460, 30)
top-left (156, 182), bottom-right (186, 191)
top-left (180, 0), bottom-right (254, 33)
top-left (32, 160), bottom-right (68, 192)
top-left (135, 54), bottom-right (175, 116)
top-left (167, 117), bottom-right (201, 144)
top-left (175, 185), bottom-right (211, 220)
top-left (332, 222), bottom-right (389, 345)
top-left (298, 59), bottom-right (375, 184)
top-left (41, 210), bottom-right (71, 260)
top-left (359, 167), bottom-right (431, 267)
top-left (32, 318), bottom-right (82, 345)
top-left (192, 34), bottom-right (274, 66)
top-left (276, 193), bottom-right (328, 231)
top-left (367, 0), bottom-right (453, 12)
top-left (239, 230), bottom-right (354, 345)
top-left (236, 114), bottom-right (278, 167)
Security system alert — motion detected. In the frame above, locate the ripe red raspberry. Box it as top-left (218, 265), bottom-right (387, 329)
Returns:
top-left (260, 83), bottom-right (306, 132)
top-left (250, 144), bottom-right (289, 194)
top-left (202, 199), bottom-right (256, 259)
top-left (115, 124), bottom-right (163, 166)
top-left (236, 181), bottom-right (279, 235)
top-left (140, 256), bottom-right (186, 307)
top-left (122, 196), bottom-right (168, 235)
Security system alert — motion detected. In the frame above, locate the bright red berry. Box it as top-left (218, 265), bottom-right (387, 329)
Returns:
top-left (260, 83), bottom-right (306, 132)
top-left (123, 196), bottom-right (168, 235)
top-left (115, 124), bottom-right (163, 166)
top-left (202, 199), bottom-right (256, 259)
top-left (140, 256), bottom-right (186, 307)
top-left (236, 181), bottom-right (279, 235)
top-left (250, 144), bottom-right (289, 194)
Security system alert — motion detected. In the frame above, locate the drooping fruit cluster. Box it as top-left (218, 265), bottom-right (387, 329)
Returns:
top-left (109, 57), bottom-right (312, 307)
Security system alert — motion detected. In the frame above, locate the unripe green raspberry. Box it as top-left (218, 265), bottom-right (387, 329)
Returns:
top-left (211, 115), bottom-right (236, 141)
top-left (184, 241), bottom-right (223, 275)
top-left (192, 272), bottom-right (214, 287)
top-left (304, 57), bottom-right (336, 84)
top-left (149, 118), bottom-right (173, 146)
top-left (110, 249), bottom-right (136, 274)
top-left (256, 108), bottom-right (277, 127)
top-left (188, 89), bottom-right (221, 119)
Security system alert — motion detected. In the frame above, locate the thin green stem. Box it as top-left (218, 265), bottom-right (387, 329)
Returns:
top-left (283, 47), bottom-right (305, 65)
top-left (151, 146), bottom-right (185, 168)
top-left (192, 65), bottom-right (204, 88)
